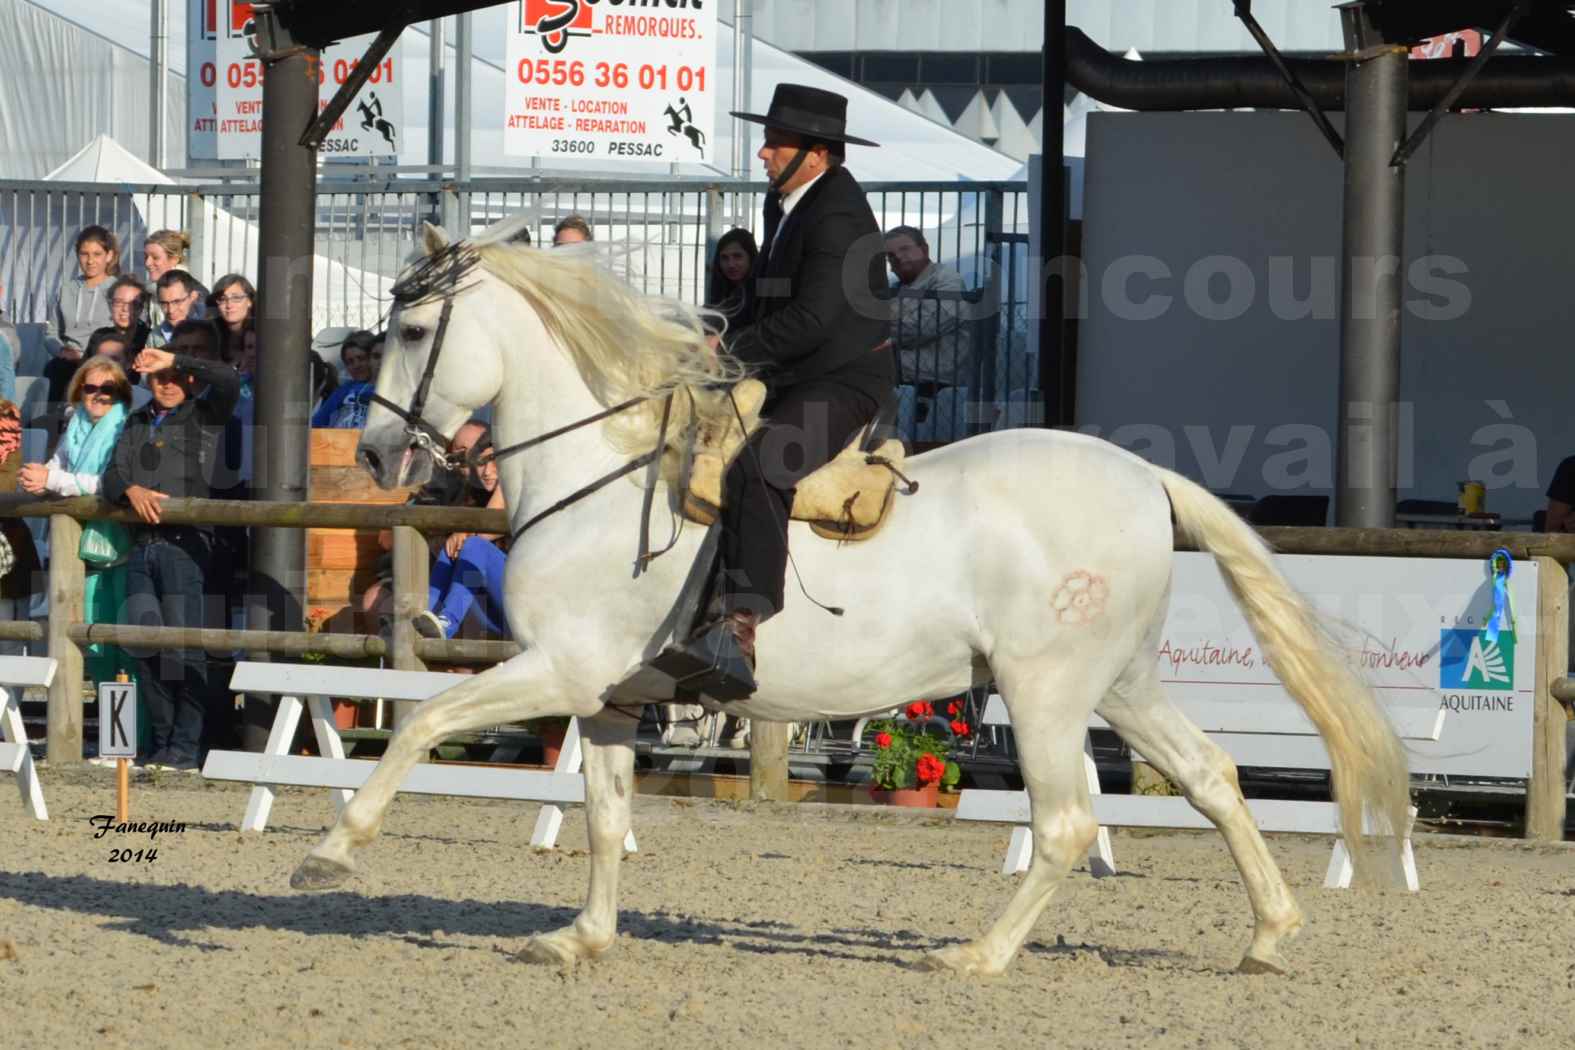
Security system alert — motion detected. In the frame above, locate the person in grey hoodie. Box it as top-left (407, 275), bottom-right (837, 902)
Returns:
top-left (44, 225), bottom-right (122, 401)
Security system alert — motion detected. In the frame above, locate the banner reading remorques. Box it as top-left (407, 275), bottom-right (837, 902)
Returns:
top-left (504, 0), bottom-right (717, 164)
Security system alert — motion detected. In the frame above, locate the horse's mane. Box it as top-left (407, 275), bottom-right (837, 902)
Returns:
top-left (438, 226), bottom-right (747, 460)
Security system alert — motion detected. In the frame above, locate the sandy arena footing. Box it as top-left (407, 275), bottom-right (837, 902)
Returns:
top-left (2, 769), bottom-right (1572, 1049)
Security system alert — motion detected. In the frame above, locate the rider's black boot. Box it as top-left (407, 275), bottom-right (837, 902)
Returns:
top-left (648, 610), bottom-right (758, 701)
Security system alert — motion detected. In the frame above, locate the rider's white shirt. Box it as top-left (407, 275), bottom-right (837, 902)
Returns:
top-left (780, 170), bottom-right (825, 221)
top-left (765, 171), bottom-right (827, 258)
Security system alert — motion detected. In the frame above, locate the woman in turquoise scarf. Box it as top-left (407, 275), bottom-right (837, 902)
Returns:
top-left (19, 356), bottom-right (136, 715)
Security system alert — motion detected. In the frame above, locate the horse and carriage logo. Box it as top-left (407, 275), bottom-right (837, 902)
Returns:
top-left (201, 1), bottom-right (255, 41)
top-left (519, 0), bottom-right (595, 54)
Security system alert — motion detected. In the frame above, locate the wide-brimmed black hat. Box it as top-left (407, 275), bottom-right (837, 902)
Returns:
top-left (731, 83), bottom-right (879, 148)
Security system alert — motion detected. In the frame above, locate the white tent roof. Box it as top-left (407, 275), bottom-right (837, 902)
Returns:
top-left (7, 131), bottom-right (395, 334)
top-left (44, 133), bottom-right (173, 183)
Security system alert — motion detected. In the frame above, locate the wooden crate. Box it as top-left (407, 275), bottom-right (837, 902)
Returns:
top-left (307, 429), bottom-right (414, 631)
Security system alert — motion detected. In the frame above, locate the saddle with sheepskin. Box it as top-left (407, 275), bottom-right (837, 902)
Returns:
top-left (671, 379), bottom-right (912, 542)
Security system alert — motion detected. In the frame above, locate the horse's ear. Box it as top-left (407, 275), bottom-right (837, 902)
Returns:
top-left (421, 222), bottom-right (451, 256)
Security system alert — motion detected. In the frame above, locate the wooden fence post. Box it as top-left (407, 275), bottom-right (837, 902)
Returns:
top-left (390, 525), bottom-right (429, 732)
top-left (1528, 556), bottom-right (1568, 840)
top-left (749, 721), bottom-right (790, 802)
top-left (46, 514), bottom-right (85, 764)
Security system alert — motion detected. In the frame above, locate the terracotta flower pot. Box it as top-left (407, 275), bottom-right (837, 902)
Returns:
top-left (538, 722), bottom-right (568, 767)
top-left (331, 699), bottom-right (359, 731)
top-left (868, 783), bottom-right (940, 808)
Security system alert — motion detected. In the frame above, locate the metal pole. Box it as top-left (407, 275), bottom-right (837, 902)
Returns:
top-left (1335, 3), bottom-right (1407, 528)
top-left (731, 0), bottom-right (753, 177)
top-left (454, 12), bottom-right (473, 237)
top-left (249, 15), bottom-right (319, 656)
top-left (1038, 0), bottom-right (1066, 427)
top-left (149, 0), bottom-right (169, 169)
top-left (428, 18), bottom-right (447, 170)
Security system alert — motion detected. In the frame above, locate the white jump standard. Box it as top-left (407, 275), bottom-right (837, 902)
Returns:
top-left (202, 661), bottom-right (634, 852)
top-left (0, 656), bottom-right (60, 821)
top-left (961, 695), bottom-right (1430, 890)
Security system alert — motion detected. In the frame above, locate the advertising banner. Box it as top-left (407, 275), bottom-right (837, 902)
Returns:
top-left (503, 0), bottom-right (717, 165)
top-left (191, 1), bottom-right (403, 161)
top-left (1165, 552), bottom-right (1538, 778)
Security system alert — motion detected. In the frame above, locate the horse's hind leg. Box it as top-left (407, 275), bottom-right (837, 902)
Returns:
top-left (1098, 662), bottom-right (1304, 974)
top-left (293, 649), bottom-right (575, 890)
top-left (923, 667), bottom-right (1104, 976)
top-left (517, 709), bottom-right (637, 965)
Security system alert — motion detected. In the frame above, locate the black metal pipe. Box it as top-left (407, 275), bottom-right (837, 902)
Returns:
top-left (251, 15), bottom-right (319, 643)
top-left (1335, 8), bottom-right (1407, 529)
top-left (1066, 25), bottom-right (1575, 110)
top-left (1039, 0), bottom-right (1066, 427)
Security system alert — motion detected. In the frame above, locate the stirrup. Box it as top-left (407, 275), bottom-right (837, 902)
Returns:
top-left (647, 620), bottom-right (757, 701)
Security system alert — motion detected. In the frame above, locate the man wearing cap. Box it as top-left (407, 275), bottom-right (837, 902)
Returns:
top-left (101, 321), bottom-right (241, 770)
top-left (655, 84), bottom-right (894, 700)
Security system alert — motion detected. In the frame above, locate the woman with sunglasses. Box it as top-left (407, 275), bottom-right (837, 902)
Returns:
top-left (19, 357), bottom-right (136, 706)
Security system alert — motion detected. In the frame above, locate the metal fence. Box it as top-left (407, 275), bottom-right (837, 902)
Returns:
top-left (0, 175), bottom-right (1036, 440)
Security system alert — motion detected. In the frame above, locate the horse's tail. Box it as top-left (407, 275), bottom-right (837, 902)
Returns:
top-left (1155, 467), bottom-right (1410, 882)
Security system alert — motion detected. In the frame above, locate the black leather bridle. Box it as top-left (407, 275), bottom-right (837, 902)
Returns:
top-left (372, 263), bottom-right (669, 556)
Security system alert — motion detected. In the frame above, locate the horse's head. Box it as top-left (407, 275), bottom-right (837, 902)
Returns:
top-left (358, 223), bottom-right (507, 488)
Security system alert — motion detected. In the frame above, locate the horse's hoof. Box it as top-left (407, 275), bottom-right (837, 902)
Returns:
top-left (916, 944), bottom-right (998, 976)
top-left (290, 854), bottom-right (353, 892)
top-left (516, 933), bottom-right (590, 966)
top-left (1237, 952), bottom-right (1292, 976)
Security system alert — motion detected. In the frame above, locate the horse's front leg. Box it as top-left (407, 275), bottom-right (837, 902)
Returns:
top-left (292, 649), bottom-right (573, 889)
top-left (518, 709), bottom-right (638, 964)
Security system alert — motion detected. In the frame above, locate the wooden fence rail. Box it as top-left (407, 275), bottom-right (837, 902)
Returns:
top-left (0, 498), bottom-right (1566, 825)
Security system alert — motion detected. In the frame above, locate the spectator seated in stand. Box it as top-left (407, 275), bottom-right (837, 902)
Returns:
top-left (44, 225), bottom-right (122, 404)
top-left (151, 270), bottom-right (203, 348)
top-left (413, 426), bottom-right (510, 641)
top-left (880, 225), bottom-right (975, 444)
top-left (104, 275), bottom-right (152, 356)
top-left (705, 228), bottom-right (758, 325)
top-left (0, 285), bottom-right (16, 404)
top-left (552, 214), bottom-right (593, 246)
top-left (18, 357), bottom-right (137, 728)
top-left (1543, 455), bottom-right (1575, 532)
top-left (0, 399), bottom-right (43, 633)
top-left (310, 329), bottom-right (379, 429)
top-left (142, 231), bottom-right (207, 341)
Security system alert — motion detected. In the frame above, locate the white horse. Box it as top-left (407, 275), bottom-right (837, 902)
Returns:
top-left (292, 224), bottom-right (1410, 976)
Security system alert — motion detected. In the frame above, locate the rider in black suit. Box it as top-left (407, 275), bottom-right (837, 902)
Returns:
top-left (656, 84), bottom-right (895, 700)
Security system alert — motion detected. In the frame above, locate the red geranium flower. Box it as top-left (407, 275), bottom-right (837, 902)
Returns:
top-left (874, 731), bottom-right (893, 749)
top-left (915, 754), bottom-right (946, 785)
top-left (950, 720), bottom-right (970, 737)
top-left (947, 701), bottom-right (961, 716)
top-left (904, 701), bottom-right (933, 720)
